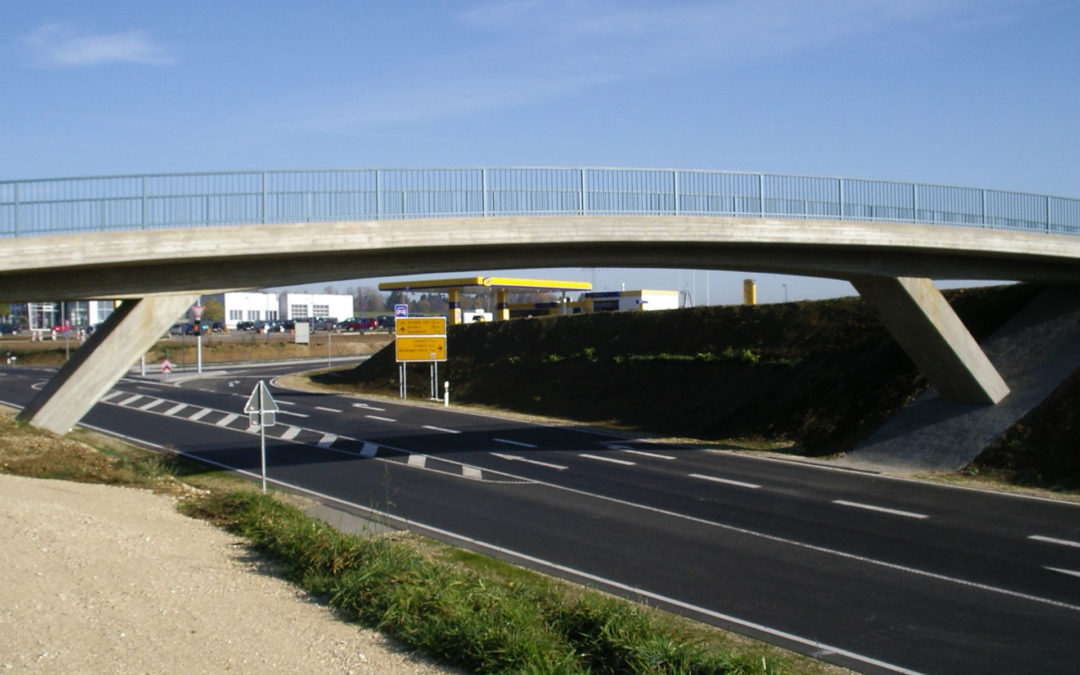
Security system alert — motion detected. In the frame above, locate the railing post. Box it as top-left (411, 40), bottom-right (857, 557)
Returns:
top-left (13, 182), bottom-right (19, 237)
top-left (580, 168), bottom-right (586, 215)
top-left (838, 177), bottom-right (844, 220)
top-left (375, 169), bottom-right (381, 219)
top-left (913, 183), bottom-right (919, 222)
top-left (1047, 195), bottom-right (1052, 233)
top-left (673, 170), bottom-right (679, 215)
top-left (759, 173), bottom-right (765, 217)
top-left (482, 168), bottom-right (488, 217)
top-left (141, 176), bottom-right (147, 230)
top-left (981, 188), bottom-right (987, 227)
top-left (262, 172), bottom-right (268, 224)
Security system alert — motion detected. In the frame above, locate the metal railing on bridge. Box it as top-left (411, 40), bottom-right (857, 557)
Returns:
top-left (2, 167), bottom-right (1078, 238)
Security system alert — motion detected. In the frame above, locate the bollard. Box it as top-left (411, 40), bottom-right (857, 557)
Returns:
top-left (444, 381), bottom-right (450, 407)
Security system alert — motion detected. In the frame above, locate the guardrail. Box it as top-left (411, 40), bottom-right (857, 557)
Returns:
top-left (2, 167), bottom-right (1078, 237)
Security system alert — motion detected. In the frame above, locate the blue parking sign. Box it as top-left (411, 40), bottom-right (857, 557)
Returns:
top-left (394, 304), bottom-right (409, 318)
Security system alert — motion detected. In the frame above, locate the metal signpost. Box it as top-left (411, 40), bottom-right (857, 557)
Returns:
top-left (394, 316), bottom-right (447, 400)
top-left (191, 303), bottom-right (204, 374)
top-left (244, 380), bottom-right (279, 493)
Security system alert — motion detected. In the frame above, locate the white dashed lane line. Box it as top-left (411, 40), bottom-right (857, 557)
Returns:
top-left (366, 415), bottom-right (397, 423)
top-left (315, 406), bottom-right (342, 413)
top-left (1045, 567), bottom-right (1080, 579)
top-left (494, 438), bottom-right (537, 448)
top-left (832, 500), bottom-right (929, 520)
top-left (1030, 534), bottom-right (1080, 549)
top-left (491, 452), bottom-right (568, 471)
top-left (580, 453), bottom-right (635, 466)
top-left (423, 425), bottom-right (460, 434)
top-left (690, 473), bottom-right (762, 489)
top-left (620, 448), bottom-right (677, 460)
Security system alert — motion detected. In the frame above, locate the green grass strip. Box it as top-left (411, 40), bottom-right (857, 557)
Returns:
top-left (181, 490), bottom-right (785, 674)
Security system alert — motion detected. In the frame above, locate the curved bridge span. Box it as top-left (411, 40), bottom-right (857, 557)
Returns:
top-left (2, 168), bottom-right (1079, 435)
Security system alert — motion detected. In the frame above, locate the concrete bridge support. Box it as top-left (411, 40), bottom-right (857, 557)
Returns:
top-left (18, 293), bottom-right (199, 435)
top-left (850, 276), bottom-right (1010, 405)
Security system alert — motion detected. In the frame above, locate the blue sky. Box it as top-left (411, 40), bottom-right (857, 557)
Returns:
top-left (2, 0), bottom-right (1077, 303)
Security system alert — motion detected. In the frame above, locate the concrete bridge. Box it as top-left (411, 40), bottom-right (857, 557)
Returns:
top-left (2, 167), bottom-right (1079, 435)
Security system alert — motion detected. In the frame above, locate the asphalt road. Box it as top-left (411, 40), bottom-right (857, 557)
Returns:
top-left (3, 364), bottom-right (1079, 674)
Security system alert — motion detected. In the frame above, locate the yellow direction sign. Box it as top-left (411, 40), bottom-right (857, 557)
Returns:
top-left (395, 336), bottom-right (447, 362)
top-left (395, 317), bottom-right (446, 336)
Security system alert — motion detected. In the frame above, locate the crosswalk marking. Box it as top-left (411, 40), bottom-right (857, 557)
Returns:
top-left (281, 426), bottom-right (302, 441)
top-left (316, 433), bottom-right (337, 448)
top-left (164, 403), bottom-right (188, 416)
top-left (216, 413), bottom-right (239, 427)
top-left (189, 407), bottom-right (213, 421)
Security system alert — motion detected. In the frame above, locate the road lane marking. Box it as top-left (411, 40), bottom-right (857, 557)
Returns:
top-left (316, 433), bottom-right (337, 448)
top-left (353, 402), bottom-right (385, 411)
top-left (100, 391), bottom-right (123, 402)
top-left (690, 473), bottom-right (761, 489)
top-left (494, 438), bottom-right (538, 448)
top-left (189, 407), bottom-right (213, 421)
top-left (1045, 566), bottom-right (1080, 579)
top-left (366, 415), bottom-right (397, 423)
top-left (118, 394), bottom-right (142, 406)
top-left (423, 425), bottom-right (460, 434)
top-left (275, 399), bottom-right (296, 406)
top-left (315, 406), bottom-right (342, 413)
top-left (621, 449), bottom-right (677, 460)
top-left (580, 453), bottom-right (635, 466)
top-left (139, 398), bottom-right (166, 411)
top-left (278, 409), bottom-right (309, 418)
top-left (1030, 534), bottom-right (1080, 549)
top-left (463, 466), bottom-right (483, 479)
top-left (360, 442), bottom-right (379, 457)
top-left (281, 426), bottom-right (302, 441)
top-left (491, 452), bottom-right (568, 470)
top-left (407, 454), bottom-right (427, 468)
top-left (216, 413), bottom-right (240, 427)
top-left (832, 500), bottom-right (929, 520)
top-left (163, 403), bottom-right (188, 416)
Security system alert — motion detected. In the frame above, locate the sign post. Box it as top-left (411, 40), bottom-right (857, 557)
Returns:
top-left (244, 380), bottom-right (279, 493)
top-left (394, 317), bottom-right (447, 400)
top-left (191, 303), bottom-right (204, 374)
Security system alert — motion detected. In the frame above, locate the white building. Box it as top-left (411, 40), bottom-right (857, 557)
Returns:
top-left (585, 289), bottom-right (680, 312)
top-left (213, 291), bottom-right (353, 330)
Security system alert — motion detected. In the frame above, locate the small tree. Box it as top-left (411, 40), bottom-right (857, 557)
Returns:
top-left (201, 298), bottom-right (224, 321)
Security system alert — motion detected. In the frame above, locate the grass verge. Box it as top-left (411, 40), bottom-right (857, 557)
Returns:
top-left (0, 409), bottom-right (845, 674)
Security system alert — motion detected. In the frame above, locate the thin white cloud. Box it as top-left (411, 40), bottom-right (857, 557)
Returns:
top-left (24, 24), bottom-right (173, 67)
top-left (286, 0), bottom-right (1025, 134)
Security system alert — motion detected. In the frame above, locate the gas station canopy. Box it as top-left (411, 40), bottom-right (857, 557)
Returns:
top-left (378, 276), bottom-right (592, 324)
top-left (377, 276), bottom-right (592, 292)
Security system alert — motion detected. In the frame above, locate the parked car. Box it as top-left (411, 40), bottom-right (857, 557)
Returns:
top-left (313, 318), bottom-right (337, 332)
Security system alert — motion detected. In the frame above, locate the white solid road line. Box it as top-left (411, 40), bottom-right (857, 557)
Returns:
top-left (423, 425), bottom-right (460, 434)
top-left (490, 452), bottom-right (568, 471)
top-left (579, 453), bottom-right (635, 466)
top-left (1030, 534), bottom-right (1080, 549)
top-left (366, 415), bottom-right (397, 423)
top-left (621, 449), bottom-right (677, 460)
top-left (832, 500), bottom-right (929, 520)
top-left (494, 438), bottom-right (538, 448)
top-left (690, 473), bottom-right (762, 489)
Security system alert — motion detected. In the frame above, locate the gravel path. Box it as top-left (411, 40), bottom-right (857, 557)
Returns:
top-left (0, 473), bottom-right (456, 674)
